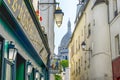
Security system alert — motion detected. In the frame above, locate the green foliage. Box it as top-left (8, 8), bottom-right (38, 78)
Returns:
top-left (54, 74), bottom-right (62, 80)
top-left (60, 60), bottom-right (68, 68)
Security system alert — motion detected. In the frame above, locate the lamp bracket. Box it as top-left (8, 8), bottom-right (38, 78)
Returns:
top-left (39, 2), bottom-right (59, 5)
top-left (83, 49), bottom-right (92, 52)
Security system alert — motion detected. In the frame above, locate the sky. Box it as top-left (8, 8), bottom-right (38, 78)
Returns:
top-left (54, 0), bottom-right (78, 54)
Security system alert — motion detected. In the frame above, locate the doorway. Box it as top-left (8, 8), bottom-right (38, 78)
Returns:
top-left (16, 54), bottom-right (25, 80)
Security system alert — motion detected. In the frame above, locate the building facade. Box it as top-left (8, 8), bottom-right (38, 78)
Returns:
top-left (0, 0), bottom-right (50, 80)
top-left (68, 2), bottom-right (86, 79)
top-left (32, 0), bottom-right (56, 80)
top-left (32, 0), bottom-right (55, 57)
top-left (69, 0), bottom-right (114, 80)
top-left (108, 0), bottom-right (120, 80)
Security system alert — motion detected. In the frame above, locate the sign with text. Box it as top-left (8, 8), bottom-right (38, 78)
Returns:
top-left (3, 0), bottom-right (48, 65)
top-left (49, 59), bottom-right (61, 74)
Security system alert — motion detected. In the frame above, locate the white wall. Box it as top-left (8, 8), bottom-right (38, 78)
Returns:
top-left (109, 0), bottom-right (120, 60)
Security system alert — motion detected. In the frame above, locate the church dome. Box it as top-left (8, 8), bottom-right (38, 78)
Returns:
top-left (60, 32), bottom-right (71, 47)
top-left (60, 20), bottom-right (72, 48)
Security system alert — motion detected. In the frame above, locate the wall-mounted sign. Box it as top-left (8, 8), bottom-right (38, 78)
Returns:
top-left (3, 0), bottom-right (48, 65)
top-left (49, 58), bottom-right (61, 74)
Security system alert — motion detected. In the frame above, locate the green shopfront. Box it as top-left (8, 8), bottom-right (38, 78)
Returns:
top-left (0, 0), bottom-right (50, 80)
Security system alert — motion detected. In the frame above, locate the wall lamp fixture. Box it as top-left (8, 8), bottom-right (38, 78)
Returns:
top-left (35, 70), bottom-right (40, 80)
top-left (27, 60), bottom-right (33, 75)
top-left (8, 41), bottom-right (18, 62)
top-left (39, 2), bottom-right (64, 27)
top-left (81, 41), bottom-right (92, 52)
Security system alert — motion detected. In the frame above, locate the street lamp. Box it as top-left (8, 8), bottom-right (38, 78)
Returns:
top-left (81, 41), bottom-right (92, 52)
top-left (8, 41), bottom-right (17, 62)
top-left (35, 70), bottom-right (40, 80)
top-left (27, 61), bottom-right (33, 75)
top-left (39, 2), bottom-right (64, 27)
top-left (54, 5), bottom-right (64, 27)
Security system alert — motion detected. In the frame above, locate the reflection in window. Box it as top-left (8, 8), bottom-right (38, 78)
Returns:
top-left (0, 37), bottom-right (4, 79)
top-left (115, 35), bottom-right (119, 55)
top-left (5, 64), bottom-right (12, 80)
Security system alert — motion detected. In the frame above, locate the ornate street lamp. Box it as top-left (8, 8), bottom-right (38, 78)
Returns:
top-left (27, 61), bottom-right (33, 75)
top-left (54, 5), bottom-right (64, 27)
top-left (8, 41), bottom-right (17, 62)
top-left (39, 2), bottom-right (64, 27)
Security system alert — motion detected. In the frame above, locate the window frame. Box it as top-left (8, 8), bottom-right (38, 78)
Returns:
top-left (0, 35), bottom-right (5, 80)
top-left (115, 34), bottom-right (120, 56)
top-left (3, 58), bottom-right (15, 80)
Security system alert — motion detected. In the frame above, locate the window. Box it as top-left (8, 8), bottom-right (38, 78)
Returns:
top-left (78, 36), bottom-right (80, 49)
top-left (76, 40), bottom-right (77, 52)
top-left (4, 59), bottom-right (15, 80)
top-left (76, 62), bottom-right (77, 75)
top-left (29, 68), bottom-right (35, 80)
top-left (93, 19), bottom-right (95, 26)
top-left (88, 49), bottom-right (91, 68)
top-left (81, 30), bottom-right (83, 36)
top-left (115, 35), bottom-right (120, 55)
top-left (113, 0), bottom-right (118, 17)
top-left (87, 24), bottom-right (91, 38)
top-left (0, 36), bottom-right (4, 80)
top-left (81, 56), bottom-right (82, 66)
top-left (79, 59), bottom-right (80, 74)
top-left (65, 56), bottom-right (67, 60)
top-left (84, 53), bottom-right (87, 70)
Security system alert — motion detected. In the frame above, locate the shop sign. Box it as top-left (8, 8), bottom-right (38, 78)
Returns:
top-left (49, 58), bottom-right (61, 74)
top-left (3, 0), bottom-right (48, 65)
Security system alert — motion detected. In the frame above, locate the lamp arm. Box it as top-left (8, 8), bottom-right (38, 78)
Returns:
top-left (40, 5), bottom-right (52, 11)
top-left (39, 2), bottom-right (60, 5)
top-left (83, 48), bottom-right (92, 52)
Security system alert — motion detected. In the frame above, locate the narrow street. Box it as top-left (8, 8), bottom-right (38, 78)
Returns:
top-left (0, 0), bottom-right (120, 80)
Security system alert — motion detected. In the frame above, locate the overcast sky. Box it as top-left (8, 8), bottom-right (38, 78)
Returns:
top-left (54, 0), bottom-right (78, 54)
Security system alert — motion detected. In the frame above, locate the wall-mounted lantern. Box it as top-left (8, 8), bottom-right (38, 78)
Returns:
top-left (35, 70), bottom-right (40, 80)
top-left (8, 41), bottom-right (17, 62)
top-left (27, 61), bottom-right (33, 75)
top-left (81, 41), bottom-right (92, 52)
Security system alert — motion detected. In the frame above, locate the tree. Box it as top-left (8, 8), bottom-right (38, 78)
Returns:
top-left (60, 60), bottom-right (68, 68)
top-left (54, 74), bottom-right (62, 80)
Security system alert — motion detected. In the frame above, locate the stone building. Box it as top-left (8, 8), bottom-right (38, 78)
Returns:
top-left (108, 0), bottom-right (120, 80)
top-left (68, 0), bottom-right (113, 80)
top-left (0, 0), bottom-right (50, 80)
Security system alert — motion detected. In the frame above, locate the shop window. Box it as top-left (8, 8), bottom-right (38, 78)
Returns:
top-left (16, 54), bottom-right (25, 80)
top-left (29, 68), bottom-right (35, 80)
top-left (4, 59), bottom-right (15, 80)
top-left (115, 35), bottom-right (120, 55)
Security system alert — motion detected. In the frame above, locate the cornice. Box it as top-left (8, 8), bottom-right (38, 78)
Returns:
top-left (92, 0), bottom-right (108, 9)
